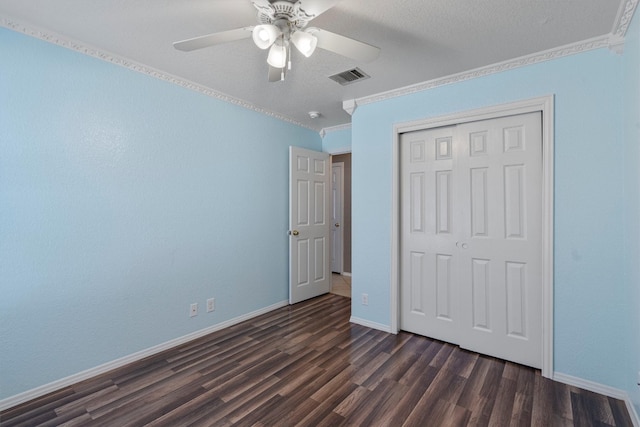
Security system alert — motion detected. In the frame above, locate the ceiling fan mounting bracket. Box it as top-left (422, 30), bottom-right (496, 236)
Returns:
top-left (257, 1), bottom-right (311, 31)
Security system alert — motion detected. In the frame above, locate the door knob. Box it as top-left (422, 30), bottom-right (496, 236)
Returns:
top-left (290, 230), bottom-right (300, 236)
top-left (335, 223), bottom-right (340, 228)
top-left (456, 241), bottom-right (469, 249)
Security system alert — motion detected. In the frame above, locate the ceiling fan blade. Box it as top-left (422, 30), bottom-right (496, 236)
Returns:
top-left (173, 27), bottom-right (253, 52)
top-left (297, 0), bottom-right (341, 19)
top-left (268, 65), bottom-right (286, 82)
top-left (251, 0), bottom-right (275, 16)
top-left (312, 28), bottom-right (380, 62)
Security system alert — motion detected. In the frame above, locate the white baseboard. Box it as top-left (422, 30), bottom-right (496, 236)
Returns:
top-left (349, 316), bottom-right (394, 334)
top-left (342, 272), bottom-right (352, 277)
top-left (6, 306), bottom-right (638, 426)
top-left (553, 372), bottom-right (640, 427)
top-left (0, 300), bottom-right (289, 412)
top-left (631, 403), bottom-right (640, 427)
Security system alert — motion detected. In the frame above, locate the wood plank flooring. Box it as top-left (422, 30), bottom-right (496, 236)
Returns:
top-left (1, 294), bottom-right (634, 427)
top-left (330, 273), bottom-right (351, 298)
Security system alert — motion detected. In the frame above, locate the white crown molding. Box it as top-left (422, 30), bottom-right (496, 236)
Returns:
top-left (613, 0), bottom-right (639, 39)
top-left (342, 99), bottom-right (358, 116)
top-left (320, 122), bottom-right (351, 139)
top-left (0, 16), bottom-right (317, 133)
top-left (3, 0), bottom-right (637, 134)
top-left (356, 34), bottom-right (614, 107)
top-left (322, 123), bottom-right (352, 134)
top-left (354, 0), bottom-right (638, 107)
top-left (610, 0), bottom-right (639, 51)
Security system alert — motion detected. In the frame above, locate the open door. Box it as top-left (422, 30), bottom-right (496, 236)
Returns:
top-left (289, 146), bottom-right (331, 304)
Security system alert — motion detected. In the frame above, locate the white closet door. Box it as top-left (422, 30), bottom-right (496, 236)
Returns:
top-left (400, 112), bottom-right (542, 368)
top-left (456, 112), bottom-right (542, 368)
top-left (400, 125), bottom-right (461, 344)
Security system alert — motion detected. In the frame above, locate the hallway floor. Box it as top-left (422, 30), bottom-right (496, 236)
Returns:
top-left (330, 273), bottom-right (351, 298)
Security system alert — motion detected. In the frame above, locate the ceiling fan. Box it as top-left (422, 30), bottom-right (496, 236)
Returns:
top-left (173, 0), bottom-right (380, 82)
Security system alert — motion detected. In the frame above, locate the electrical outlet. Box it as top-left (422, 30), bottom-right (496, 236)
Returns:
top-left (361, 293), bottom-right (368, 306)
top-left (190, 303), bottom-right (198, 317)
top-left (207, 298), bottom-right (215, 313)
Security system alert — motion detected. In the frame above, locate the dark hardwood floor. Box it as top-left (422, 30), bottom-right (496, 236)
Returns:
top-left (1, 294), bottom-right (634, 427)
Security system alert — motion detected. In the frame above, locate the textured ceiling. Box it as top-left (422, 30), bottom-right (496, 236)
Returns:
top-left (0, 0), bottom-right (631, 131)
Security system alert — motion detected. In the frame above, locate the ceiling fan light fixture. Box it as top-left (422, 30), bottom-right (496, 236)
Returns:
top-left (291, 30), bottom-right (318, 57)
top-left (252, 24), bottom-right (280, 49)
top-left (267, 40), bottom-right (288, 69)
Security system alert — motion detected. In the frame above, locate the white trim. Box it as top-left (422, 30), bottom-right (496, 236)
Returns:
top-left (3, 0), bottom-right (637, 137)
top-left (0, 16), bottom-right (316, 132)
top-left (343, 99), bottom-right (358, 116)
top-left (350, 316), bottom-right (394, 334)
top-left (322, 123), bottom-right (352, 134)
top-left (391, 95), bottom-right (555, 378)
top-left (540, 96), bottom-right (555, 379)
top-left (356, 35), bottom-right (614, 108)
top-left (326, 148), bottom-right (352, 156)
top-left (331, 162), bottom-right (345, 275)
top-left (613, 0), bottom-right (640, 39)
top-left (341, 272), bottom-right (352, 277)
top-left (3, 0), bottom-right (636, 136)
top-left (610, 0), bottom-right (640, 52)
top-left (0, 300), bottom-right (288, 412)
top-left (390, 124), bottom-right (400, 335)
top-left (631, 401), bottom-right (640, 427)
top-left (553, 373), bottom-right (640, 427)
top-left (553, 373), bottom-right (630, 404)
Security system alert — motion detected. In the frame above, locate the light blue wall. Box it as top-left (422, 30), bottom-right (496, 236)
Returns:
top-left (351, 35), bottom-right (639, 400)
top-left (0, 28), bottom-right (321, 400)
top-left (322, 127), bottom-right (352, 153)
top-left (623, 11), bottom-right (640, 415)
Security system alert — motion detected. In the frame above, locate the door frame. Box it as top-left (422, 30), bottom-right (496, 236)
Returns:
top-left (331, 162), bottom-right (345, 274)
top-left (390, 95), bottom-right (555, 378)
top-left (326, 149), bottom-right (352, 278)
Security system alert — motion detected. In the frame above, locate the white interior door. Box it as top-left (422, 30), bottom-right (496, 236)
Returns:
top-left (400, 112), bottom-right (543, 368)
top-left (331, 162), bottom-right (344, 273)
top-left (289, 146), bottom-right (331, 304)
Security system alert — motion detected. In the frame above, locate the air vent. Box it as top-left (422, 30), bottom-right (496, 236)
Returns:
top-left (329, 68), bottom-right (370, 86)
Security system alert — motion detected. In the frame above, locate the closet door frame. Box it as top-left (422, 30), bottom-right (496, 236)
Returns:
top-left (390, 95), bottom-right (555, 378)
